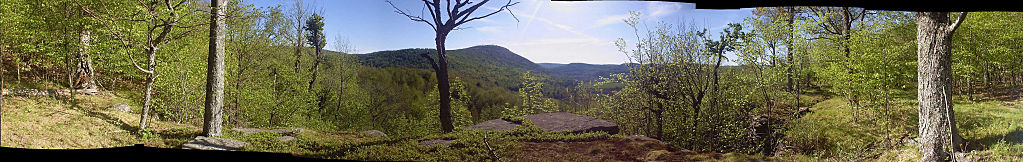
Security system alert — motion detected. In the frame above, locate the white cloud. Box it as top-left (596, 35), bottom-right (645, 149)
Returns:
top-left (595, 14), bottom-right (629, 27)
top-left (646, 2), bottom-right (687, 18)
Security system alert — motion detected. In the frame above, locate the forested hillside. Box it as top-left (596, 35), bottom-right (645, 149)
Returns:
top-left (540, 63), bottom-right (629, 82)
top-left (355, 45), bottom-right (547, 91)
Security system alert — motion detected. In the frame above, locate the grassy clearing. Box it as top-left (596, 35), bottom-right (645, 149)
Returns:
top-left (784, 96), bottom-right (1023, 161)
top-left (1, 94), bottom-right (200, 149)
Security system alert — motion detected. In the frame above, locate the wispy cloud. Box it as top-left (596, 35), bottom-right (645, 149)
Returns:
top-left (646, 2), bottom-right (687, 18)
top-left (595, 14), bottom-right (629, 27)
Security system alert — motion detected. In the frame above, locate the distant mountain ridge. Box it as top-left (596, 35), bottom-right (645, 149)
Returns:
top-left (353, 45), bottom-right (546, 90)
top-left (345, 45), bottom-right (629, 88)
top-left (539, 63), bottom-right (629, 82)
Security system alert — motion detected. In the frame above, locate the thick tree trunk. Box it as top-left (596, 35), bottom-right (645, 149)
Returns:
top-left (203, 0), bottom-right (227, 137)
top-left (436, 33), bottom-right (454, 133)
top-left (917, 12), bottom-right (965, 162)
top-left (75, 29), bottom-right (98, 92)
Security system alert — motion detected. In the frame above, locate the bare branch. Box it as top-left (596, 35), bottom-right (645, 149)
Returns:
top-left (75, 0), bottom-right (152, 74)
top-left (387, 0), bottom-right (437, 31)
top-left (420, 52), bottom-right (440, 71)
top-left (949, 12), bottom-right (968, 34)
top-left (454, 0), bottom-right (519, 27)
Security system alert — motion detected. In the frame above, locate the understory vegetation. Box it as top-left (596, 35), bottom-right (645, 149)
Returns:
top-left (2, 0), bottom-right (1022, 161)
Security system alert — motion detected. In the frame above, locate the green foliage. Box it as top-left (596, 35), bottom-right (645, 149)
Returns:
top-left (304, 13), bottom-right (326, 49)
top-left (501, 71), bottom-right (558, 119)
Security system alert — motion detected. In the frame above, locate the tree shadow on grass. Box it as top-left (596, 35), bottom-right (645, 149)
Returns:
top-left (956, 106), bottom-right (1022, 151)
top-left (966, 128), bottom-right (1022, 151)
top-left (84, 110), bottom-right (139, 136)
top-left (155, 127), bottom-right (201, 147)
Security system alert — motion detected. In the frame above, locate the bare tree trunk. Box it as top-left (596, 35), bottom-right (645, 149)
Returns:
top-left (292, 0), bottom-right (306, 74)
top-left (139, 51), bottom-right (156, 131)
top-left (75, 29), bottom-right (98, 92)
top-left (178, 69), bottom-right (187, 124)
top-left (436, 35), bottom-right (454, 133)
top-left (202, 0), bottom-right (227, 137)
top-left (2, 38), bottom-right (5, 108)
top-left (917, 12), bottom-right (966, 162)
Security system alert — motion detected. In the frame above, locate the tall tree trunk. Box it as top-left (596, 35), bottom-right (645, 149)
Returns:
top-left (178, 69), bottom-right (188, 124)
top-left (76, 29), bottom-right (98, 92)
top-left (917, 12), bottom-right (966, 162)
top-left (203, 0), bottom-right (227, 137)
top-left (436, 33), bottom-right (454, 133)
top-left (787, 7), bottom-right (799, 109)
top-left (2, 39), bottom-right (5, 108)
top-left (308, 44), bottom-right (321, 90)
top-left (139, 49), bottom-right (157, 131)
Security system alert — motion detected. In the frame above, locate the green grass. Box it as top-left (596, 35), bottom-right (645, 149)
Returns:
top-left (1, 95), bottom-right (200, 149)
top-left (784, 96), bottom-right (1023, 161)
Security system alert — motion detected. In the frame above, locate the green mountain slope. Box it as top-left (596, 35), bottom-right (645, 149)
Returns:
top-left (353, 45), bottom-right (546, 90)
top-left (540, 63), bottom-right (629, 82)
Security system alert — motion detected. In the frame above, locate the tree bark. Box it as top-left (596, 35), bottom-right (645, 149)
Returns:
top-left (139, 49), bottom-right (157, 131)
top-left (292, 0), bottom-right (306, 74)
top-left (917, 12), bottom-right (966, 162)
top-left (203, 0), bottom-right (227, 137)
top-left (75, 29), bottom-right (98, 92)
top-left (308, 42), bottom-right (321, 90)
top-left (436, 33), bottom-right (454, 133)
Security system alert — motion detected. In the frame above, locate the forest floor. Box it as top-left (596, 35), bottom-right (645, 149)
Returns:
top-left (781, 91), bottom-right (1023, 161)
top-left (1, 94), bottom-right (200, 149)
top-left (1, 92), bottom-right (752, 161)
top-left (3, 89), bottom-right (1019, 161)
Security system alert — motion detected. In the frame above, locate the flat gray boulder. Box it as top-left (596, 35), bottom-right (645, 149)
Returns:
top-left (464, 119), bottom-right (520, 131)
top-left (360, 130), bottom-right (387, 137)
top-left (106, 104), bottom-right (131, 113)
top-left (466, 112), bottom-right (618, 134)
top-left (231, 128), bottom-right (304, 136)
top-left (181, 136), bottom-right (248, 151)
top-left (525, 112), bottom-right (618, 134)
top-left (418, 139), bottom-right (454, 147)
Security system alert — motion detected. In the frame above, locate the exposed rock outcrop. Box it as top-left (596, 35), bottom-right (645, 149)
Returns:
top-left (181, 136), bottom-right (249, 151)
top-left (466, 112), bottom-right (619, 134)
top-left (418, 139), bottom-right (454, 147)
top-left (360, 130), bottom-right (387, 137)
top-left (464, 118), bottom-right (519, 131)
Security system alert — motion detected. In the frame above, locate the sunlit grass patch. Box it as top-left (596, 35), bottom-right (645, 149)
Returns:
top-left (784, 96), bottom-right (1023, 160)
top-left (1, 95), bottom-right (199, 149)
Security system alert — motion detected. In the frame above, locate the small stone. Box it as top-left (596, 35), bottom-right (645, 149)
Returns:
top-left (360, 130), bottom-right (387, 137)
top-left (106, 104), bottom-right (131, 113)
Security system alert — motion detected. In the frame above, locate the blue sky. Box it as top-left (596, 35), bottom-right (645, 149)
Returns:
top-left (246, 0), bottom-right (753, 64)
